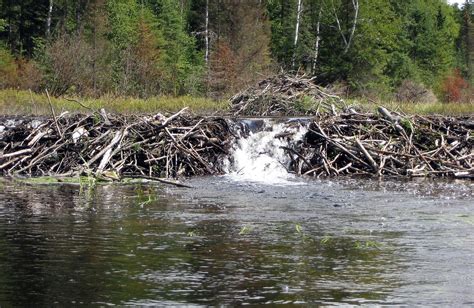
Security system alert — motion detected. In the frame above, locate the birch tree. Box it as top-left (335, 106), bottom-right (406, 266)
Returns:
top-left (331, 0), bottom-right (358, 54)
top-left (292, 0), bottom-right (303, 69)
top-left (46, 0), bottom-right (53, 38)
top-left (312, 5), bottom-right (322, 72)
top-left (205, 0), bottom-right (209, 66)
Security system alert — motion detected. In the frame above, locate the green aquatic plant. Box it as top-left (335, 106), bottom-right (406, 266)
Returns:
top-left (239, 225), bottom-right (252, 235)
top-left (138, 195), bottom-right (155, 207)
top-left (295, 223), bottom-right (303, 234)
top-left (79, 173), bottom-right (97, 192)
top-left (321, 235), bottom-right (332, 245)
top-left (78, 173), bottom-right (97, 208)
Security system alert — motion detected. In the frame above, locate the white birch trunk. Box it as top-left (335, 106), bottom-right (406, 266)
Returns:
top-left (344, 0), bottom-right (359, 54)
top-left (292, 0), bottom-right (303, 69)
top-left (332, 0), bottom-right (347, 47)
top-left (46, 0), bottom-right (53, 37)
top-left (205, 0), bottom-right (210, 66)
top-left (312, 6), bottom-right (323, 72)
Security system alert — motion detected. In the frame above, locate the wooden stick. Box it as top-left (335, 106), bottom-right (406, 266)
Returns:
top-left (45, 89), bottom-right (63, 138)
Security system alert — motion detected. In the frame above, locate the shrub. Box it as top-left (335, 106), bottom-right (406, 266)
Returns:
top-left (0, 46), bottom-right (18, 88)
top-left (15, 58), bottom-right (43, 91)
top-left (440, 69), bottom-right (469, 103)
top-left (40, 33), bottom-right (95, 96)
top-left (395, 80), bottom-right (437, 103)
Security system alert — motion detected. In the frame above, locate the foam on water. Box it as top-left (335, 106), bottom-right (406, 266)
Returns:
top-left (224, 120), bottom-right (307, 185)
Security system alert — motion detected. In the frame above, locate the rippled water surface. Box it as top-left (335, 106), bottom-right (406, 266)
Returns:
top-left (0, 177), bottom-right (473, 306)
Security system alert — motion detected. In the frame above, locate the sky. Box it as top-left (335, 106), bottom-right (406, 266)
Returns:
top-left (447, 0), bottom-right (466, 5)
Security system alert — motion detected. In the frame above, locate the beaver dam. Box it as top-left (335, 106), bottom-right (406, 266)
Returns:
top-left (0, 75), bottom-right (473, 182)
top-left (1, 109), bottom-right (472, 182)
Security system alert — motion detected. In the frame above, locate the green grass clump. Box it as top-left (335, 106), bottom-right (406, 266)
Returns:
top-left (0, 89), bottom-right (228, 115)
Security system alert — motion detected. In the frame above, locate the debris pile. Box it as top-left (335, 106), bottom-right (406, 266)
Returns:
top-left (0, 108), bottom-right (233, 180)
top-left (285, 107), bottom-right (473, 178)
top-left (230, 74), bottom-right (346, 116)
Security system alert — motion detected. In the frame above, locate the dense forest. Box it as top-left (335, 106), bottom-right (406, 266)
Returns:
top-left (0, 0), bottom-right (473, 102)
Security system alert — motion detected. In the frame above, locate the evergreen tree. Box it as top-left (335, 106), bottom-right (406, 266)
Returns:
top-left (461, 0), bottom-right (474, 84)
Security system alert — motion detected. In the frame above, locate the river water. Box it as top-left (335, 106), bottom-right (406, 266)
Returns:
top-left (0, 176), bottom-right (473, 306)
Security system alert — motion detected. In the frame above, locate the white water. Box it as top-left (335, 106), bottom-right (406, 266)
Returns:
top-left (224, 120), bottom-right (307, 185)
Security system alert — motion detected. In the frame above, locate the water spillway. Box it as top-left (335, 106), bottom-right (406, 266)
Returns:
top-left (225, 118), bottom-right (309, 184)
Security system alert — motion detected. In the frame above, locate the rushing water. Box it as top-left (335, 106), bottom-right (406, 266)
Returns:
top-left (0, 119), bottom-right (473, 306)
top-left (225, 120), bottom-right (307, 184)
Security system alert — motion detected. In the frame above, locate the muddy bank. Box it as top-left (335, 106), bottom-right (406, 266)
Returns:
top-left (0, 108), bottom-right (473, 180)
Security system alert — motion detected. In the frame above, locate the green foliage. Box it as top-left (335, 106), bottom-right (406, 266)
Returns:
top-left (151, 0), bottom-right (201, 95)
top-left (0, 18), bottom-right (6, 32)
top-left (0, 45), bottom-right (17, 88)
top-left (0, 0), bottom-right (469, 101)
top-left (107, 0), bottom-right (140, 48)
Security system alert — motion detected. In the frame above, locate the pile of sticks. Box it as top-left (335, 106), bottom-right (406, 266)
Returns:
top-left (230, 74), bottom-right (345, 116)
top-left (0, 108), bottom-right (233, 180)
top-left (285, 107), bottom-right (473, 178)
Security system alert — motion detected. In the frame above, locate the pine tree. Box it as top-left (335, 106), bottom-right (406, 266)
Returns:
top-left (463, 0), bottom-right (474, 84)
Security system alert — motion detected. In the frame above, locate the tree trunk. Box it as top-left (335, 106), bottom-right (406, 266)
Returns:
top-left (312, 6), bottom-right (323, 72)
top-left (292, 0), bottom-right (303, 69)
top-left (46, 0), bottom-right (53, 38)
top-left (205, 0), bottom-right (209, 66)
top-left (344, 0), bottom-right (359, 54)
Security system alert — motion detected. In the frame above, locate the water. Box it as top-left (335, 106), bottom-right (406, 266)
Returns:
top-left (0, 119), bottom-right (473, 305)
top-left (225, 119), bottom-right (307, 184)
top-left (0, 176), bottom-right (472, 306)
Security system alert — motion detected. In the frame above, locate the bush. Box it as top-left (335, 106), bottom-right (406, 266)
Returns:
top-left (15, 58), bottom-right (43, 91)
top-left (440, 69), bottom-right (469, 103)
top-left (0, 46), bottom-right (18, 88)
top-left (395, 80), bottom-right (437, 103)
top-left (40, 33), bottom-right (100, 96)
top-left (0, 46), bottom-right (43, 91)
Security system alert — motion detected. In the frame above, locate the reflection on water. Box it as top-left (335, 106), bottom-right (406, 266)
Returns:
top-left (0, 177), bottom-right (472, 305)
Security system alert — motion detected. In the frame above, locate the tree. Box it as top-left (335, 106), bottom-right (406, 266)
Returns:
top-left (461, 0), bottom-right (474, 84)
top-left (207, 0), bottom-right (271, 97)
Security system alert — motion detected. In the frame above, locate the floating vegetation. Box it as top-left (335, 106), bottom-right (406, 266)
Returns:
top-left (239, 225), bottom-right (253, 235)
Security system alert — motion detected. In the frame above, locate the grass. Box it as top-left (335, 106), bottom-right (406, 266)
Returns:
top-left (0, 89), bottom-right (228, 115)
top-left (348, 98), bottom-right (474, 116)
top-left (0, 89), bottom-right (473, 116)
